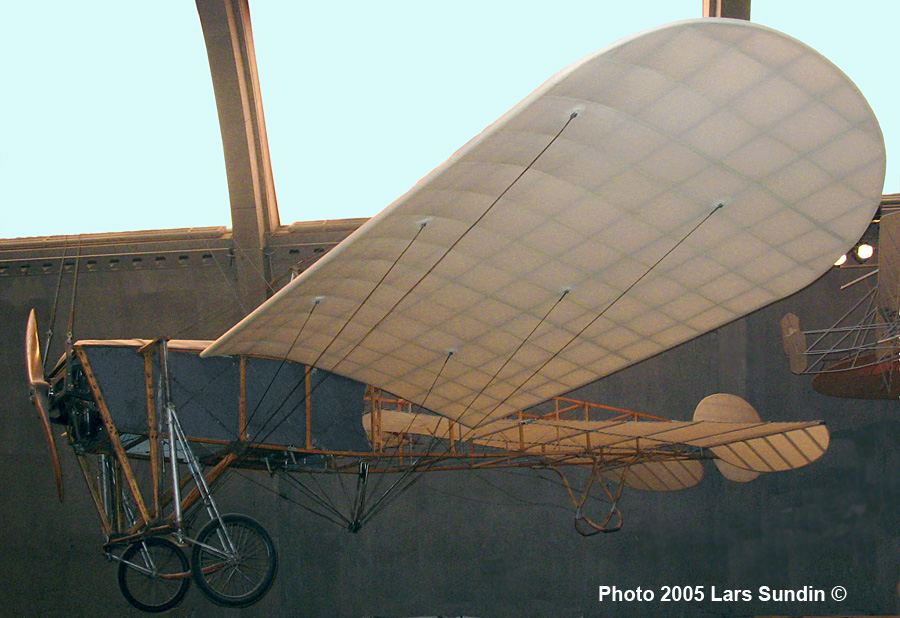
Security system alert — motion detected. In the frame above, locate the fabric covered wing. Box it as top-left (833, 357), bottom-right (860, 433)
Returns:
top-left (203, 19), bottom-right (885, 428)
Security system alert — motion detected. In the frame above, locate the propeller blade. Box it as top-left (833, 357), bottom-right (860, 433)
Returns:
top-left (25, 309), bottom-right (44, 385)
top-left (25, 309), bottom-right (64, 503)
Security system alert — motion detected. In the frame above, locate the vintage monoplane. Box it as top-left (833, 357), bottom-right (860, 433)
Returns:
top-left (782, 199), bottom-right (900, 398)
top-left (25, 18), bottom-right (885, 613)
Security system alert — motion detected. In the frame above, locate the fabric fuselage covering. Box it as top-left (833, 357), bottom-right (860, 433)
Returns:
top-left (78, 341), bottom-right (369, 452)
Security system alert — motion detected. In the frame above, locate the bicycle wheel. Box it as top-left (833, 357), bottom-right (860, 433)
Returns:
top-left (117, 537), bottom-right (191, 613)
top-left (190, 514), bottom-right (277, 607)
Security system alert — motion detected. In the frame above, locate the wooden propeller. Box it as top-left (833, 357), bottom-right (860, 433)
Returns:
top-left (25, 309), bottom-right (64, 502)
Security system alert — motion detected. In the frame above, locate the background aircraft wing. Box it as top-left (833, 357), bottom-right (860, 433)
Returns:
top-left (203, 18), bottom-right (884, 428)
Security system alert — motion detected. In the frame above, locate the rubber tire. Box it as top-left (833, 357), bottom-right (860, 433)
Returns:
top-left (118, 537), bottom-right (191, 613)
top-left (190, 514), bottom-right (277, 607)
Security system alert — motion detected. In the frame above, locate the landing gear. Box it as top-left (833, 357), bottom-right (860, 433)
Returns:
top-left (191, 514), bottom-right (278, 607)
top-left (117, 537), bottom-right (191, 613)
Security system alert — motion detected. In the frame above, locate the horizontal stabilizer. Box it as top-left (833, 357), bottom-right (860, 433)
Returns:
top-left (693, 393), bottom-right (827, 475)
top-left (693, 393), bottom-right (763, 481)
top-left (602, 460), bottom-right (704, 492)
top-left (364, 406), bottom-right (829, 477)
top-left (709, 424), bottom-right (829, 473)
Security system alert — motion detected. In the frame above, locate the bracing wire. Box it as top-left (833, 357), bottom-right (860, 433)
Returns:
top-left (311, 218), bottom-right (429, 374)
top-left (460, 202), bottom-right (726, 440)
top-left (233, 469), bottom-right (350, 528)
top-left (66, 237), bottom-right (83, 343)
top-left (457, 288), bottom-right (570, 419)
top-left (243, 220), bottom-right (430, 449)
top-left (43, 238), bottom-right (69, 371)
top-left (235, 113), bottom-right (582, 529)
top-left (242, 297), bottom-right (321, 430)
top-left (248, 112), bottom-right (581, 461)
top-left (420, 350), bottom-right (454, 412)
top-left (359, 350), bottom-right (456, 517)
top-left (153, 112), bottom-right (584, 532)
top-left (326, 112), bottom-right (580, 380)
top-left (359, 201), bottom-right (729, 526)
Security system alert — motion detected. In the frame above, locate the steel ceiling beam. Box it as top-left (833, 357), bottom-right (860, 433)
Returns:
top-left (703, 0), bottom-right (751, 20)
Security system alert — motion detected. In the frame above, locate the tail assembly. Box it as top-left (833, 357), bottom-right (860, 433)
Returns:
top-left (693, 393), bottom-right (828, 482)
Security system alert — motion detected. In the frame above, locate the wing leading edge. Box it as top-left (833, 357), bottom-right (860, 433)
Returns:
top-left (203, 19), bottom-right (885, 427)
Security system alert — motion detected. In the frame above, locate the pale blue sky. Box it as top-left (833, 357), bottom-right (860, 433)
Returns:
top-left (2, 1), bottom-right (896, 239)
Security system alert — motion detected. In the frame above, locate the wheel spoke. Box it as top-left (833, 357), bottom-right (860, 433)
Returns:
top-left (190, 514), bottom-right (277, 607)
top-left (118, 538), bottom-right (191, 613)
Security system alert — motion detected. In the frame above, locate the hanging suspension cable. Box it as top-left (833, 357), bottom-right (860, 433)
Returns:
top-left (43, 238), bottom-right (69, 371)
top-left (65, 237), bottom-right (83, 344)
top-left (232, 243), bottom-right (279, 297)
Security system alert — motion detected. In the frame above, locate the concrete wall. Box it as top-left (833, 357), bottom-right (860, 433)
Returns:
top-left (2, 225), bottom-right (899, 618)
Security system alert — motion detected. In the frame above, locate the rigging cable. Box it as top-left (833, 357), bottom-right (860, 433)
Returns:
top-left (247, 112), bottom-right (581, 474)
top-left (244, 219), bottom-right (430, 451)
top-left (43, 238), bottom-right (69, 370)
top-left (457, 287), bottom-right (570, 419)
top-left (244, 220), bottom-right (428, 442)
top-left (206, 113), bottom-right (582, 531)
top-left (326, 112), bottom-right (580, 379)
top-left (233, 469), bottom-right (350, 528)
top-left (242, 296), bottom-right (321, 431)
top-left (65, 237), bottom-right (83, 345)
top-left (351, 349), bottom-right (457, 528)
top-left (310, 218), bottom-right (429, 374)
top-left (462, 202), bottom-right (726, 439)
top-left (247, 112), bottom-right (579, 449)
top-left (257, 113), bottom-right (580, 529)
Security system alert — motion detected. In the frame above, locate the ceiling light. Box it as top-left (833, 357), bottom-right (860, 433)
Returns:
top-left (856, 243), bottom-right (874, 261)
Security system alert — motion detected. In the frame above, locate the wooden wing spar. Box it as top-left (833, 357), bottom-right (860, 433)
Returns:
top-left (201, 18), bottom-right (885, 428)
